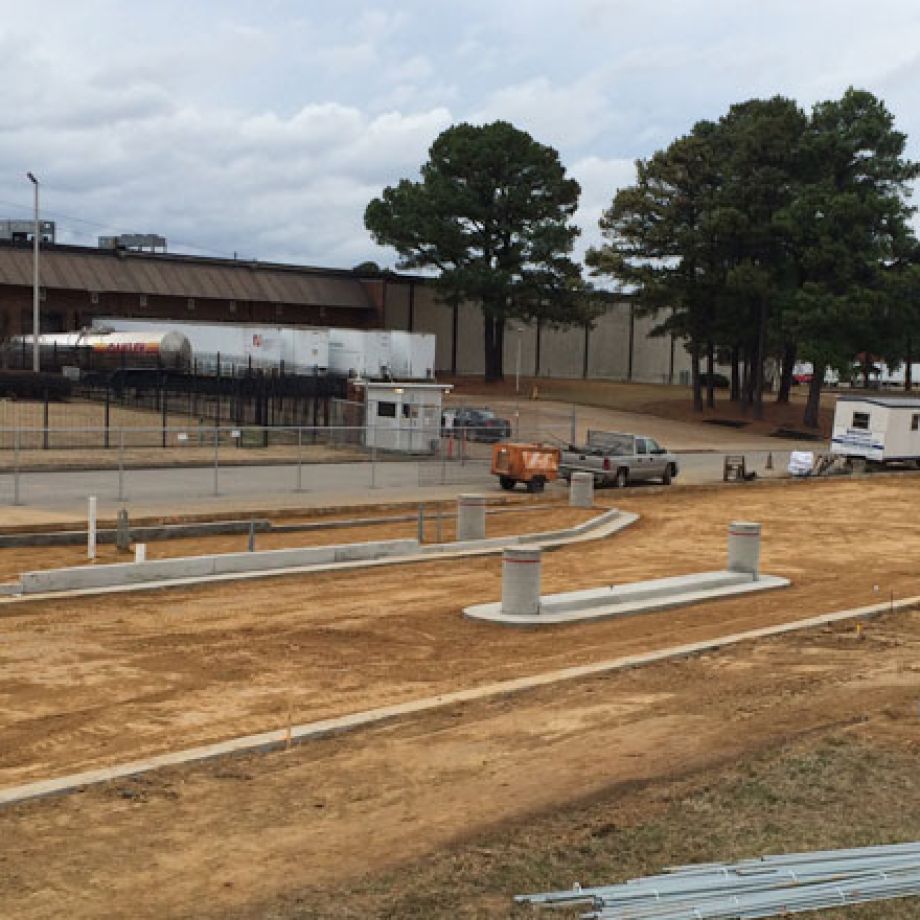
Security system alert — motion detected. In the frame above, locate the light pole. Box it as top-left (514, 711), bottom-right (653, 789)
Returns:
top-left (26, 172), bottom-right (40, 372)
top-left (515, 325), bottom-right (523, 395)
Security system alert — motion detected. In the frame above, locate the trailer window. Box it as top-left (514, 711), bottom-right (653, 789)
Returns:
top-left (851, 411), bottom-right (870, 430)
top-left (913, 414), bottom-right (920, 431)
top-left (377, 401), bottom-right (396, 418)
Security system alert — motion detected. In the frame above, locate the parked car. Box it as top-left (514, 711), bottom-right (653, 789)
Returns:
top-left (698, 372), bottom-right (730, 389)
top-left (559, 430), bottom-right (679, 487)
top-left (446, 408), bottom-right (512, 442)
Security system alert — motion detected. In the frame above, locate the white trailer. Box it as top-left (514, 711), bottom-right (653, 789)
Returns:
top-left (94, 318), bottom-right (436, 379)
top-left (830, 396), bottom-right (920, 464)
top-left (94, 318), bottom-right (328, 371)
top-left (389, 330), bottom-right (435, 379)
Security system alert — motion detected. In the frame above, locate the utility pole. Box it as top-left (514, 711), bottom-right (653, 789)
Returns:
top-left (26, 172), bottom-right (40, 372)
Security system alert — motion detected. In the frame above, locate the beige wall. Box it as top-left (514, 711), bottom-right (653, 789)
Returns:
top-left (410, 285), bottom-right (454, 372)
top-left (382, 277), bottom-right (690, 384)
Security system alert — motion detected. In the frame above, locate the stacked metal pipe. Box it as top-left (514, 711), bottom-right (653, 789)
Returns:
top-left (515, 842), bottom-right (920, 918)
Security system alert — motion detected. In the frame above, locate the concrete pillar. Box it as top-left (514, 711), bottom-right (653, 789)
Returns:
top-left (116, 509), bottom-right (131, 553)
top-left (569, 471), bottom-right (594, 508)
top-left (501, 545), bottom-right (542, 616)
top-left (456, 494), bottom-right (486, 541)
top-left (727, 521), bottom-right (761, 579)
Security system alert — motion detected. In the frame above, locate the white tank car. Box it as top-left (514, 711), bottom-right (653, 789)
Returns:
top-left (18, 329), bottom-right (193, 368)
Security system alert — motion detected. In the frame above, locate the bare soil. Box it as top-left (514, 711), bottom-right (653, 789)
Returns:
top-left (445, 377), bottom-right (839, 438)
top-left (0, 477), bottom-right (919, 918)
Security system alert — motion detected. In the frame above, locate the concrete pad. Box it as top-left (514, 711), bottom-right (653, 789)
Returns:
top-left (463, 570), bottom-right (790, 626)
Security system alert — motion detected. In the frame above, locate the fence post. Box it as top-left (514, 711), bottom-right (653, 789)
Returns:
top-left (370, 433), bottom-right (377, 488)
top-left (295, 426), bottom-right (304, 492)
top-left (42, 389), bottom-right (49, 450)
top-left (161, 379), bottom-right (168, 449)
top-left (104, 386), bottom-right (111, 450)
top-left (87, 496), bottom-right (97, 560)
top-left (117, 428), bottom-right (125, 502)
top-left (215, 353), bottom-right (222, 431)
top-left (213, 426), bottom-right (220, 496)
top-left (13, 428), bottom-right (21, 506)
top-left (570, 406), bottom-right (577, 445)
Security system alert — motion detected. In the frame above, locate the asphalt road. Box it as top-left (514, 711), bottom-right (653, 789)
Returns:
top-left (2, 449), bottom-right (797, 517)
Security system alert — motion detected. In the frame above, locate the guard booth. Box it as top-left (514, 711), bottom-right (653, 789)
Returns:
top-left (360, 382), bottom-right (452, 453)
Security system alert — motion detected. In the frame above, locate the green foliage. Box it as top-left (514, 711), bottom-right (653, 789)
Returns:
top-left (365, 121), bottom-right (591, 380)
top-left (588, 87), bottom-right (919, 425)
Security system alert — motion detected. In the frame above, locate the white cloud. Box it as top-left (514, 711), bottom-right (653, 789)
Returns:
top-left (0, 0), bottom-right (918, 270)
top-left (472, 77), bottom-right (612, 149)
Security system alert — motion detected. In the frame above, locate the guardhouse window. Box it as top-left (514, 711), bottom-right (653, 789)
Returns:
top-left (912, 414), bottom-right (920, 431)
top-left (851, 411), bottom-right (870, 430)
top-left (377, 401), bottom-right (396, 418)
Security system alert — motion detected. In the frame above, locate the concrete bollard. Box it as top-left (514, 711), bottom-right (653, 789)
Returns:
top-left (501, 545), bottom-right (542, 616)
top-left (569, 471), bottom-right (594, 508)
top-left (87, 496), bottom-right (97, 560)
top-left (116, 509), bottom-right (131, 553)
top-left (727, 521), bottom-right (761, 579)
top-left (456, 494), bottom-right (486, 541)
top-left (134, 543), bottom-right (147, 564)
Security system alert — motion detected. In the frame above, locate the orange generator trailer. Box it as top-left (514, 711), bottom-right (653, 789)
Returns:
top-left (490, 442), bottom-right (561, 492)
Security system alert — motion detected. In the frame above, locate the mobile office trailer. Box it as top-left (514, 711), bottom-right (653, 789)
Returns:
top-left (830, 396), bottom-right (920, 464)
top-left (360, 381), bottom-right (452, 453)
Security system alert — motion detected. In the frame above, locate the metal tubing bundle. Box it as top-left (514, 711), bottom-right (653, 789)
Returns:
top-left (514, 841), bottom-right (920, 918)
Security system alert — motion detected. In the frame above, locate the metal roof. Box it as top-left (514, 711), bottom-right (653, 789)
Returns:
top-left (0, 244), bottom-right (375, 309)
top-left (837, 395), bottom-right (920, 409)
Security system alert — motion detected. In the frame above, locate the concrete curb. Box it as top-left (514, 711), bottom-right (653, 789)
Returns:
top-left (17, 538), bottom-right (421, 594)
top-left (1, 508), bottom-right (635, 604)
top-left (1, 596), bottom-right (913, 809)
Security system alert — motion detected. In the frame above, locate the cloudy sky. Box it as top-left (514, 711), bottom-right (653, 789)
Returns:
top-left (2, 0), bottom-right (919, 270)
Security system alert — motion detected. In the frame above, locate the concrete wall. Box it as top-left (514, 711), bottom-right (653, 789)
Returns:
top-left (377, 277), bottom-right (692, 385)
top-left (410, 285), bottom-right (454, 372)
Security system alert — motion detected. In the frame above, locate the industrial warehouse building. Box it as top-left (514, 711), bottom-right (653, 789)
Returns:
top-left (0, 240), bottom-right (689, 384)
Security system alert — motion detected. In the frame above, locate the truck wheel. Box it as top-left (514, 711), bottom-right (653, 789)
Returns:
top-left (614, 467), bottom-right (629, 489)
top-left (499, 476), bottom-right (516, 491)
top-left (662, 464), bottom-right (674, 485)
top-left (526, 476), bottom-right (545, 493)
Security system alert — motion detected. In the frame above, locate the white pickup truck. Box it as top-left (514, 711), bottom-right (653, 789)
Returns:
top-left (559, 430), bottom-right (679, 487)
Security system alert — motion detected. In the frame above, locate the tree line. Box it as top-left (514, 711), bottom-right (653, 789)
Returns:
top-left (365, 89), bottom-right (920, 427)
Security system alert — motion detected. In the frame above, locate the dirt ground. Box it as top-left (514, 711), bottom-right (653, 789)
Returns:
top-left (446, 377), bottom-right (840, 438)
top-left (1, 477), bottom-right (919, 918)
